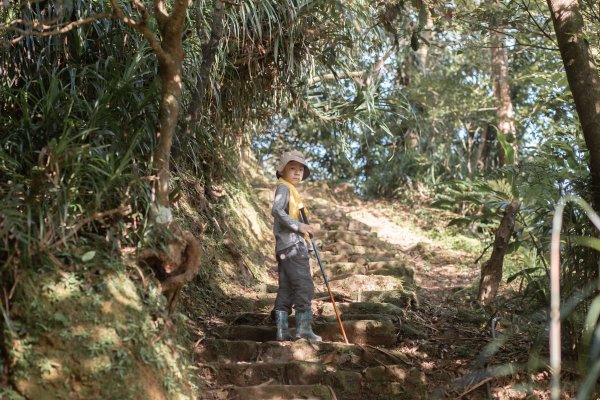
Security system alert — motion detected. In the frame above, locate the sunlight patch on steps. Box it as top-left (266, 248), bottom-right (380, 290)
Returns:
top-left (347, 209), bottom-right (431, 249)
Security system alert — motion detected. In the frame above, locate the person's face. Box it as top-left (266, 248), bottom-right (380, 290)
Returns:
top-left (281, 161), bottom-right (305, 185)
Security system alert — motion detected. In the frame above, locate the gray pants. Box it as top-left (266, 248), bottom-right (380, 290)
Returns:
top-left (274, 242), bottom-right (314, 313)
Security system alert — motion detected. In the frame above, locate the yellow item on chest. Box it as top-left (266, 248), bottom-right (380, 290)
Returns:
top-left (276, 178), bottom-right (305, 222)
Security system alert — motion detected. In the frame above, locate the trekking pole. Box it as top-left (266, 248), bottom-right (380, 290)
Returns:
top-left (300, 208), bottom-right (349, 344)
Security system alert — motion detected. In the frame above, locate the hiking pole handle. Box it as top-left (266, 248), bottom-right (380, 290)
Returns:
top-left (299, 208), bottom-right (349, 344)
top-left (299, 208), bottom-right (314, 239)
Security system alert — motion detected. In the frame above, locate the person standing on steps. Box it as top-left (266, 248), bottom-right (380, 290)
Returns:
top-left (271, 150), bottom-right (322, 342)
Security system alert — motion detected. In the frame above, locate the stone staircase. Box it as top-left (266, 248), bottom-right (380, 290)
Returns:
top-left (195, 197), bottom-right (426, 399)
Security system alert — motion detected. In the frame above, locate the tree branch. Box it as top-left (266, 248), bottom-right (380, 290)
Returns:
top-left (154, 0), bottom-right (169, 31)
top-left (110, 0), bottom-right (166, 62)
top-left (169, 0), bottom-right (190, 31)
top-left (518, 0), bottom-right (555, 43)
top-left (2, 13), bottom-right (112, 45)
top-left (362, 45), bottom-right (396, 86)
top-left (308, 71), bottom-right (365, 85)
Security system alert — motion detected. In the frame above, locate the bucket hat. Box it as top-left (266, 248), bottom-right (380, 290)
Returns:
top-left (276, 150), bottom-right (310, 180)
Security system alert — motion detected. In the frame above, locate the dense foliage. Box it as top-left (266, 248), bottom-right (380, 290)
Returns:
top-left (2, 0), bottom-right (600, 397)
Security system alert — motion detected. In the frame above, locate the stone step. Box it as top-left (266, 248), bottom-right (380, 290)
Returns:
top-left (198, 360), bottom-right (324, 386)
top-left (313, 261), bottom-right (413, 284)
top-left (317, 251), bottom-right (351, 263)
top-left (210, 319), bottom-right (397, 346)
top-left (198, 364), bottom-right (423, 399)
top-left (322, 242), bottom-right (396, 257)
top-left (362, 365), bottom-right (427, 398)
top-left (347, 219), bottom-right (371, 232)
top-left (198, 361), bottom-right (364, 399)
top-left (366, 261), bottom-right (414, 282)
top-left (198, 384), bottom-right (335, 400)
top-left (219, 311), bottom-right (396, 327)
top-left (198, 338), bottom-right (410, 366)
top-left (322, 231), bottom-right (378, 246)
top-left (254, 287), bottom-right (417, 312)
top-left (357, 290), bottom-right (419, 310)
top-left (317, 252), bottom-right (370, 265)
top-left (323, 242), bottom-right (369, 255)
top-left (321, 301), bottom-right (404, 316)
top-left (254, 290), bottom-right (355, 311)
top-left (362, 250), bottom-right (403, 260)
top-left (318, 313), bottom-right (397, 323)
top-left (315, 319), bottom-right (397, 346)
top-left (316, 290), bottom-right (418, 310)
top-left (316, 262), bottom-right (367, 278)
top-left (322, 274), bottom-right (403, 293)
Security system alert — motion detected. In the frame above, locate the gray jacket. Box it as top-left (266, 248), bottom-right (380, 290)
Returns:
top-left (272, 184), bottom-right (308, 252)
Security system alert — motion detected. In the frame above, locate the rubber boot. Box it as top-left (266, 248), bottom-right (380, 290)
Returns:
top-left (294, 310), bottom-right (322, 342)
top-left (275, 310), bottom-right (293, 341)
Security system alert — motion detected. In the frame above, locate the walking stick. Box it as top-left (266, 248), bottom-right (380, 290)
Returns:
top-left (300, 208), bottom-right (349, 344)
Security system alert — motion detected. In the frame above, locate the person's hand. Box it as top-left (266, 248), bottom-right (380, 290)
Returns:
top-left (299, 223), bottom-right (315, 237)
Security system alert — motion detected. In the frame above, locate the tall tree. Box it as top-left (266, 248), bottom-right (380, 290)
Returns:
top-left (415, 0), bottom-right (434, 71)
top-left (478, 0), bottom-right (521, 305)
top-left (547, 0), bottom-right (600, 213)
top-left (490, 3), bottom-right (518, 167)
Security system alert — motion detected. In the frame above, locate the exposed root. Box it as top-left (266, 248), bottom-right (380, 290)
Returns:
top-left (139, 227), bottom-right (202, 312)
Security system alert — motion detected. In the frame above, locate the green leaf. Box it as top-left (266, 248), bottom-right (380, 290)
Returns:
top-left (82, 251), bottom-right (96, 262)
top-left (496, 131), bottom-right (515, 165)
top-left (448, 217), bottom-right (476, 227)
top-left (53, 313), bottom-right (69, 325)
top-left (506, 267), bottom-right (542, 284)
top-left (505, 240), bottom-right (521, 255)
top-left (571, 236), bottom-right (600, 252)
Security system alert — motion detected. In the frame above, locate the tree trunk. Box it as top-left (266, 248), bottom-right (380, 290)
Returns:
top-left (547, 0), bottom-right (600, 212)
top-left (111, 0), bottom-right (189, 211)
top-left (489, 0), bottom-right (517, 167)
top-left (152, 3), bottom-right (189, 210)
top-left (475, 126), bottom-right (490, 172)
top-left (415, 0), bottom-right (434, 71)
top-left (111, 0), bottom-right (202, 310)
top-left (360, 139), bottom-right (374, 178)
top-left (478, 198), bottom-right (521, 304)
top-left (478, 0), bottom-right (520, 305)
top-left (155, 57), bottom-right (184, 209)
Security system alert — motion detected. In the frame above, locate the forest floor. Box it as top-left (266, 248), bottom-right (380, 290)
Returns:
top-left (189, 181), bottom-right (578, 399)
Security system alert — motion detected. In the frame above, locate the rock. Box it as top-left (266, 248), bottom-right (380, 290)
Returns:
top-left (348, 220), bottom-right (370, 232)
top-left (325, 370), bottom-right (362, 399)
top-left (362, 365), bottom-right (427, 398)
top-left (314, 320), bottom-right (397, 346)
top-left (366, 261), bottom-right (414, 282)
top-left (357, 290), bottom-right (419, 310)
top-left (321, 302), bottom-right (404, 316)
top-left (199, 384), bottom-right (335, 400)
top-left (326, 274), bottom-right (403, 293)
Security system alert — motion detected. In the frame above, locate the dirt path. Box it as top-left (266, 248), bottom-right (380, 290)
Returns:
top-left (193, 186), bottom-right (531, 399)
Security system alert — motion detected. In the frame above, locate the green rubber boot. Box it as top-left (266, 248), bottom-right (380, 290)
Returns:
top-left (275, 310), bottom-right (293, 341)
top-left (294, 310), bottom-right (322, 342)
